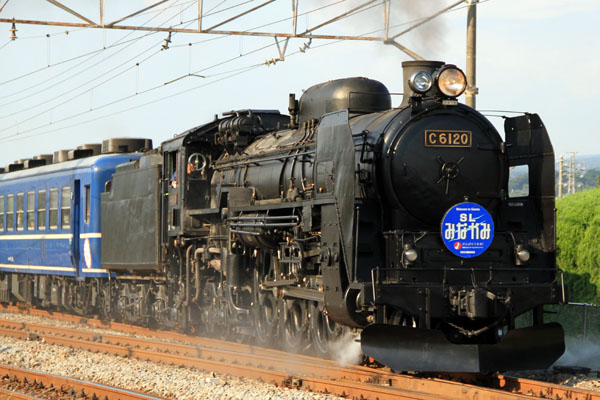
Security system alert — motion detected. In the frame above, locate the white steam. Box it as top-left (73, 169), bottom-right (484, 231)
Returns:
top-left (329, 331), bottom-right (362, 367)
top-left (556, 337), bottom-right (600, 370)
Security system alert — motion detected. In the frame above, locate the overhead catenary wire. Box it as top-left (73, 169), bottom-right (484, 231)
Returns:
top-left (0, 44), bottom-right (161, 128)
top-left (0, 1), bottom-right (199, 125)
top-left (480, 110), bottom-right (529, 120)
top-left (0, 0), bottom-right (360, 122)
top-left (1, 0), bottom-right (383, 132)
top-left (0, 31), bottom-right (300, 140)
top-left (0, 33), bottom-right (156, 103)
top-left (0, 19), bottom-right (370, 142)
top-left (108, 0), bottom-right (243, 21)
top-left (0, 0), bottom-right (481, 146)
top-left (0, 0), bottom-right (241, 91)
top-left (0, 0), bottom-right (264, 114)
top-left (0, 1), bottom-right (182, 95)
top-left (0, 35), bottom-right (145, 89)
top-left (0, 2), bottom-right (420, 140)
top-left (0, 38), bottom-right (277, 139)
top-left (9, 28), bottom-right (82, 41)
top-left (0, 0), bottom-right (349, 102)
top-left (0, 64), bottom-right (263, 145)
top-left (0, 0), bottom-right (10, 14)
top-left (172, 0), bottom-right (348, 48)
top-left (122, 0), bottom-right (196, 19)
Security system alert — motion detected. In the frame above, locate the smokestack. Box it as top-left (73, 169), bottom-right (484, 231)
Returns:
top-left (400, 60), bottom-right (445, 107)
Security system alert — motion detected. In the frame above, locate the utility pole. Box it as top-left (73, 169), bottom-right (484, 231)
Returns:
top-left (561, 153), bottom-right (585, 197)
top-left (568, 153), bottom-right (575, 195)
top-left (567, 152), bottom-right (581, 195)
top-left (465, 0), bottom-right (478, 108)
top-left (558, 156), bottom-right (564, 199)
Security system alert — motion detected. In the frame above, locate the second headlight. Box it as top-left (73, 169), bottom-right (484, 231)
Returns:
top-left (408, 70), bottom-right (433, 94)
top-left (437, 66), bottom-right (467, 97)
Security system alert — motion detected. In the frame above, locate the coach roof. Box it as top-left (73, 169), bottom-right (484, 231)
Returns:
top-left (0, 153), bottom-right (138, 183)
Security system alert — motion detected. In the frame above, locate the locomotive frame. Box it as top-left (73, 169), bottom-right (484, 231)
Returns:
top-left (0, 61), bottom-right (566, 372)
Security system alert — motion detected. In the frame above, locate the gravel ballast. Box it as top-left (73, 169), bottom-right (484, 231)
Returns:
top-left (0, 310), bottom-right (346, 400)
top-left (2, 310), bottom-right (599, 397)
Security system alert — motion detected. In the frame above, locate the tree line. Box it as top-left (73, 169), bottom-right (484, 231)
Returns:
top-left (556, 188), bottom-right (600, 304)
top-left (509, 168), bottom-right (600, 197)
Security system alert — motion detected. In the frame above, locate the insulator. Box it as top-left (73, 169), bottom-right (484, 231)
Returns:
top-left (161, 32), bottom-right (172, 50)
top-left (9, 21), bottom-right (17, 41)
top-left (299, 38), bottom-right (312, 53)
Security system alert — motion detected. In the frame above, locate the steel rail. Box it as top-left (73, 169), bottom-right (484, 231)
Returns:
top-left (0, 387), bottom-right (40, 400)
top-left (1, 306), bottom-right (599, 400)
top-left (0, 315), bottom-right (587, 400)
top-left (490, 374), bottom-right (600, 400)
top-left (0, 325), bottom-right (448, 400)
top-left (0, 364), bottom-right (163, 400)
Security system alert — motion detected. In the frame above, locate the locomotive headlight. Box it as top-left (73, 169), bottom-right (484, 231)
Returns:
top-left (516, 245), bottom-right (530, 263)
top-left (403, 245), bottom-right (418, 263)
top-left (437, 67), bottom-right (467, 97)
top-left (408, 70), bottom-right (433, 94)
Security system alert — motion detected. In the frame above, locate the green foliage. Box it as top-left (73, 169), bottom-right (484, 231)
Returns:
top-left (556, 188), bottom-right (600, 304)
top-left (581, 169), bottom-right (600, 189)
top-left (508, 168), bottom-right (600, 198)
top-left (516, 304), bottom-right (600, 342)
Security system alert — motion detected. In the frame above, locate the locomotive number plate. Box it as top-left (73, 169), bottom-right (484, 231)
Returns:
top-left (424, 130), bottom-right (472, 148)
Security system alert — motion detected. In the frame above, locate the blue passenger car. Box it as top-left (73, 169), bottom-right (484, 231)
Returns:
top-left (0, 154), bottom-right (141, 280)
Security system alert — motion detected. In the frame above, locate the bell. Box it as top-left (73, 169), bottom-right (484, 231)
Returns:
top-left (9, 21), bottom-right (17, 41)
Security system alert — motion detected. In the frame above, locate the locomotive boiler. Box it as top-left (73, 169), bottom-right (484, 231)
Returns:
top-left (0, 60), bottom-right (566, 372)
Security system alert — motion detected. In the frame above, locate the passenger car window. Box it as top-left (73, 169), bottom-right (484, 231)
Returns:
top-left (16, 193), bottom-right (24, 231)
top-left (0, 195), bottom-right (4, 232)
top-left (84, 185), bottom-right (90, 223)
top-left (38, 190), bottom-right (46, 230)
top-left (6, 195), bottom-right (13, 231)
top-left (27, 191), bottom-right (35, 231)
top-left (61, 186), bottom-right (70, 229)
top-left (49, 189), bottom-right (58, 230)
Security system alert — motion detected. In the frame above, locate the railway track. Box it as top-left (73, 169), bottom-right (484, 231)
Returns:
top-left (0, 305), bottom-right (597, 400)
top-left (0, 364), bottom-right (163, 399)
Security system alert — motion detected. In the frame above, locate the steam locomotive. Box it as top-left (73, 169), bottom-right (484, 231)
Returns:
top-left (0, 61), bottom-right (565, 372)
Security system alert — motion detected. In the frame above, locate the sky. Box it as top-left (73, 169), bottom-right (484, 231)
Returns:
top-left (0, 0), bottom-right (598, 167)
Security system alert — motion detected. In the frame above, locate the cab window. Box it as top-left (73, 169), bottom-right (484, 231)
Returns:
top-left (508, 165), bottom-right (529, 198)
top-left (168, 151), bottom-right (178, 188)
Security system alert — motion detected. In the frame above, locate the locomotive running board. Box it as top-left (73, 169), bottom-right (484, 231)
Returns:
top-left (361, 322), bottom-right (565, 372)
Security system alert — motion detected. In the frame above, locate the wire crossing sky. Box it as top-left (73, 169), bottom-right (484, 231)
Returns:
top-left (0, 0), bottom-right (598, 166)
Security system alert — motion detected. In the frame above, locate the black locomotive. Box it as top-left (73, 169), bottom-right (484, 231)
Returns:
top-left (1, 61), bottom-right (566, 372)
